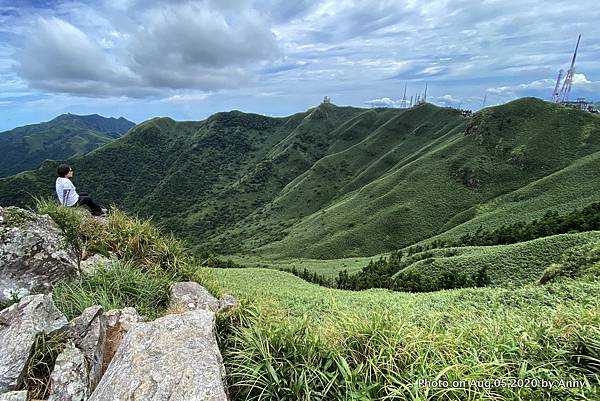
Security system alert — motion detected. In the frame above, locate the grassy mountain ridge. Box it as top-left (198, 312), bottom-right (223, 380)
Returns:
top-left (1, 98), bottom-right (599, 258)
top-left (0, 113), bottom-right (135, 177)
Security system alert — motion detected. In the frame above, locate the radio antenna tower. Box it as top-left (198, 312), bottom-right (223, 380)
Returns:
top-left (423, 83), bottom-right (428, 103)
top-left (551, 70), bottom-right (563, 102)
top-left (482, 94), bottom-right (487, 109)
top-left (402, 83), bottom-right (407, 108)
top-left (559, 35), bottom-right (581, 102)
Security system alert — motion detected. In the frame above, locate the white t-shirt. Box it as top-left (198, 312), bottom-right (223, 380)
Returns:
top-left (55, 177), bottom-right (79, 206)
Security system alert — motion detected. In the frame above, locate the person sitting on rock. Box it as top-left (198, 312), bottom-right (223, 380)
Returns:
top-left (55, 164), bottom-right (106, 217)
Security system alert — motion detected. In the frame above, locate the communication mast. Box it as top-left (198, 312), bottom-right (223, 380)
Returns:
top-left (402, 83), bottom-right (407, 108)
top-left (423, 83), bottom-right (428, 103)
top-left (559, 35), bottom-right (581, 102)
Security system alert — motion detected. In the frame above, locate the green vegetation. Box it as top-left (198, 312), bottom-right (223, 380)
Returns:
top-left (0, 113), bottom-right (134, 177)
top-left (16, 204), bottom-right (598, 400)
top-left (214, 268), bottom-right (600, 400)
top-left (2, 206), bottom-right (36, 227)
top-left (2, 98), bottom-right (599, 259)
top-left (20, 332), bottom-right (68, 399)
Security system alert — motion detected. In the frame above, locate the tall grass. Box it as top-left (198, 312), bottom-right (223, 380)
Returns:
top-left (36, 198), bottom-right (188, 271)
top-left (214, 268), bottom-right (600, 400)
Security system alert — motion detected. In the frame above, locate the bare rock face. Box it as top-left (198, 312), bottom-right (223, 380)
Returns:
top-left (47, 342), bottom-right (89, 401)
top-left (89, 310), bottom-right (228, 401)
top-left (218, 294), bottom-right (239, 313)
top-left (0, 294), bottom-right (68, 394)
top-left (0, 391), bottom-right (27, 401)
top-left (68, 306), bottom-right (106, 392)
top-left (170, 282), bottom-right (220, 312)
top-left (102, 308), bottom-right (141, 375)
top-left (0, 206), bottom-right (78, 303)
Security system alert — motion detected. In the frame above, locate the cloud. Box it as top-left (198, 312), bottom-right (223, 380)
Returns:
top-left (14, 1), bottom-right (280, 97)
top-left (364, 97), bottom-right (404, 108)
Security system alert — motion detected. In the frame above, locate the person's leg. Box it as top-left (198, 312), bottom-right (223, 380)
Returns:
top-left (78, 195), bottom-right (104, 216)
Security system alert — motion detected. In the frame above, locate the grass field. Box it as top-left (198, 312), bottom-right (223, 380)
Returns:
top-left (213, 268), bottom-right (600, 400)
top-left (225, 254), bottom-right (384, 277)
top-left (395, 231), bottom-right (600, 286)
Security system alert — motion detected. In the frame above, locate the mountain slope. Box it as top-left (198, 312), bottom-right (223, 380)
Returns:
top-left (1, 98), bottom-right (599, 258)
top-left (0, 114), bottom-right (135, 177)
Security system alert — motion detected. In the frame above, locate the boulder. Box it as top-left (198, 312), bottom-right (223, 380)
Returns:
top-left (79, 254), bottom-right (112, 276)
top-left (102, 308), bottom-right (141, 374)
top-left (0, 294), bottom-right (68, 393)
top-left (47, 342), bottom-right (89, 401)
top-left (89, 310), bottom-right (228, 401)
top-left (170, 282), bottom-right (220, 312)
top-left (68, 306), bottom-right (106, 391)
top-left (218, 294), bottom-right (239, 313)
top-left (0, 391), bottom-right (27, 401)
top-left (0, 207), bottom-right (78, 303)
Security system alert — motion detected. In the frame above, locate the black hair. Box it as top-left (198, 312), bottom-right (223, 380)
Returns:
top-left (57, 164), bottom-right (72, 177)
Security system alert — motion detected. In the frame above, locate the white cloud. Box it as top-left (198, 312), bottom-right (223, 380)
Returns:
top-left (13, 1), bottom-right (280, 97)
top-left (363, 97), bottom-right (406, 108)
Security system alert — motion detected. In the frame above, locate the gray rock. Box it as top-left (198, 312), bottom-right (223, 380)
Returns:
top-left (89, 310), bottom-right (228, 401)
top-left (0, 294), bottom-right (68, 393)
top-left (47, 342), bottom-right (89, 401)
top-left (68, 305), bottom-right (106, 392)
top-left (170, 282), bottom-right (219, 312)
top-left (0, 207), bottom-right (78, 303)
top-left (218, 294), bottom-right (239, 313)
top-left (102, 308), bottom-right (141, 375)
top-left (0, 391), bottom-right (27, 401)
top-left (79, 254), bottom-right (113, 276)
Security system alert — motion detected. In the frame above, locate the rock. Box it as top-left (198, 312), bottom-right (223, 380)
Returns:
top-left (218, 294), bottom-right (239, 313)
top-left (89, 310), bottom-right (228, 401)
top-left (79, 254), bottom-right (113, 276)
top-left (47, 342), bottom-right (89, 401)
top-left (0, 294), bottom-right (68, 393)
top-left (102, 308), bottom-right (142, 375)
top-left (68, 306), bottom-right (106, 391)
top-left (0, 207), bottom-right (78, 303)
top-left (170, 282), bottom-right (219, 312)
top-left (0, 391), bottom-right (27, 401)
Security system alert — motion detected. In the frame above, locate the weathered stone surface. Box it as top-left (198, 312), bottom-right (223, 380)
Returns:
top-left (47, 342), bottom-right (89, 401)
top-left (0, 294), bottom-right (68, 393)
top-left (68, 305), bottom-right (106, 391)
top-left (89, 310), bottom-right (228, 401)
top-left (102, 308), bottom-right (141, 374)
top-left (0, 391), bottom-right (27, 401)
top-left (0, 207), bottom-right (78, 303)
top-left (79, 254), bottom-right (112, 276)
top-left (218, 294), bottom-right (239, 313)
top-left (170, 282), bottom-right (219, 312)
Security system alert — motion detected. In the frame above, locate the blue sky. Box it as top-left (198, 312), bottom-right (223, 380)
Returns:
top-left (1, 0), bottom-right (599, 131)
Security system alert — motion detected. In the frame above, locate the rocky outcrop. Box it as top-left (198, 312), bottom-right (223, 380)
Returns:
top-left (89, 309), bottom-right (228, 401)
top-left (0, 294), bottom-right (68, 394)
top-left (68, 306), bottom-right (106, 391)
top-left (47, 342), bottom-right (89, 401)
top-left (0, 206), bottom-right (78, 303)
top-left (102, 308), bottom-right (142, 374)
top-left (0, 391), bottom-right (27, 401)
top-left (218, 294), bottom-right (240, 313)
top-left (170, 281), bottom-right (220, 312)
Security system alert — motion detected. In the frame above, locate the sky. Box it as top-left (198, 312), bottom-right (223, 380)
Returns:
top-left (1, 0), bottom-right (599, 131)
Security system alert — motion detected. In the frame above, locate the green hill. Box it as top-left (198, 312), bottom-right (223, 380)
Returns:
top-left (1, 98), bottom-right (599, 259)
top-left (0, 114), bottom-right (134, 177)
